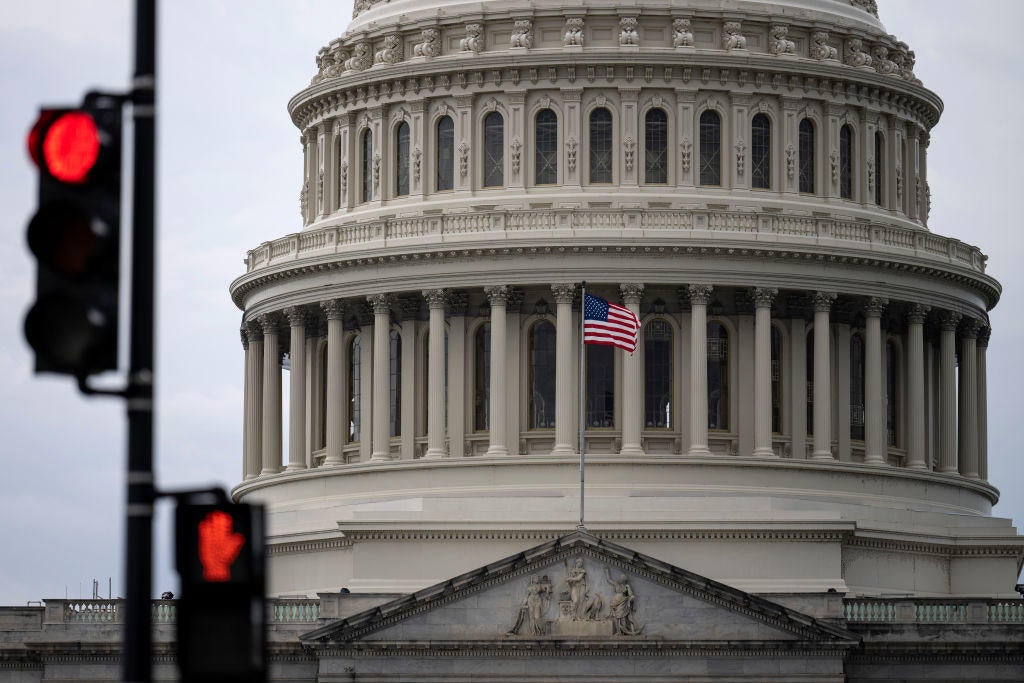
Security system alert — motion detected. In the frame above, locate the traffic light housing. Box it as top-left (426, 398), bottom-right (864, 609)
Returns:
top-left (24, 95), bottom-right (123, 376)
top-left (175, 503), bottom-right (266, 683)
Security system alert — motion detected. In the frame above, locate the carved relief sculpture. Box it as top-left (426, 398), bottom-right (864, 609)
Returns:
top-left (299, 179), bottom-right (308, 219)
top-left (317, 169), bottom-right (324, 214)
top-left (340, 160), bottom-right (349, 199)
top-left (896, 166), bottom-right (904, 203)
top-left (413, 28), bottom-right (440, 58)
top-left (867, 156), bottom-right (876, 191)
top-left (411, 147), bottom-right (422, 184)
top-left (564, 17), bottom-right (584, 47)
top-left (735, 139), bottom-right (746, 176)
top-left (844, 38), bottom-right (873, 68)
top-left (872, 45), bottom-right (898, 75)
top-left (374, 34), bottom-right (402, 65)
top-left (809, 31), bottom-right (838, 60)
top-left (830, 150), bottom-right (840, 184)
top-left (672, 18), bottom-right (694, 48)
top-left (680, 137), bottom-right (692, 173)
top-left (511, 138), bottom-right (522, 176)
top-left (722, 22), bottom-right (747, 51)
top-left (564, 558), bottom-right (603, 620)
top-left (313, 47), bottom-right (329, 83)
top-left (458, 141), bottom-right (470, 178)
top-left (567, 137), bottom-right (578, 173)
top-left (345, 41), bottom-right (372, 72)
top-left (372, 153), bottom-right (381, 193)
top-left (786, 144), bottom-right (796, 180)
top-left (902, 49), bottom-right (921, 84)
top-left (623, 137), bottom-right (635, 173)
top-left (619, 17), bottom-right (639, 47)
top-left (510, 19), bottom-right (533, 49)
top-left (769, 24), bottom-right (796, 55)
top-left (605, 568), bottom-right (644, 636)
top-left (460, 23), bottom-right (484, 53)
top-left (326, 44), bottom-right (347, 77)
top-left (850, 0), bottom-right (880, 17)
top-left (506, 575), bottom-right (553, 636)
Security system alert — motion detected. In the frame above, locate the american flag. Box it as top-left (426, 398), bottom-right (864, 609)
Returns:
top-left (583, 293), bottom-right (640, 353)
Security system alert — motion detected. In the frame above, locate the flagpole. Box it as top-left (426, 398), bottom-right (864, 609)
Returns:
top-left (578, 281), bottom-right (586, 531)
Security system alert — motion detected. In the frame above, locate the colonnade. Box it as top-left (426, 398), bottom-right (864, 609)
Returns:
top-left (240, 284), bottom-right (990, 483)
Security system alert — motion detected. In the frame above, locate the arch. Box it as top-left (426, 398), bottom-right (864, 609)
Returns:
top-left (535, 108), bottom-right (559, 185)
top-left (394, 120), bottom-right (410, 197)
top-left (588, 107), bottom-right (614, 184)
top-left (644, 108), bottom-right (669, 184)
top-left (436, 115), bottom-right (455, 192)
top-left (840, 124), bottom-right (854, 200)
top-left (473, 321), bottom-right (491, 432)
top-left (799, 118), bottom-right (815, 194)
top-left (707, 319), bottom-right (730, 431)
top-left (348, 334), bottom-right (361, 442)
top-left (699, 109), bottom-right (722, 186)
top-left (360, 128), bottom-right (373, 203)
top-left (643, 318), bottom-right (673, 429)
top-left (482, 111), bottom-right (504, 188)
top-left (850, 331), bottom-right (866, 441)
top-left (528, 320), bottom-right (556, 429)
top-left (874, 130), bottom-right (885, 206)
top-left (751, 113), bottom-right (772, 190)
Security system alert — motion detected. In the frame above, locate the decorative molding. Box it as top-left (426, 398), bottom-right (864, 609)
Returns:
top-left (551, 283), bottom-right (576, 305)
top-left (688, 284), bottom-right (713, 306)
top-left (413, 28), bottom-right (440, 58)
top-left (374, 34), bottom-right (402, 65)
top-left (672, 18), bottom-right (694, 48)
top-left (722, 21), bottom-right (747, 51)
top-left (367, 293), bottom-right (391, 315)
top-left (752, 287), bottom-right (778, 308)
top-left (484, 285), bottom-right (509, 306)
top-left (510, 19), bottom-right (533, 49)
top-left (864, 296), bottom-right (888, 317)
top-left (619, 283), bottom-right (645, 305)
top-left (460, 24), bottom-right (484, 54)
top-left (768, 25), bottom-right (796, 56)
top-left (812, 291), bottom-right (838, 313)
top-left (563, 17), bottom-right (584, 48)
top-left (619, 17), bottom-right (639, 47)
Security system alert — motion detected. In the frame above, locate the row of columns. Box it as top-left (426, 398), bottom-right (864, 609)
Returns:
top-left (241, 285), bottom-right (989, 479)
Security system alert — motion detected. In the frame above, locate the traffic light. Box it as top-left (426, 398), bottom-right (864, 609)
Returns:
top-left (175, 503), bottom-right (266, 683)
top-left (24, 94), bottom-right (123, 376)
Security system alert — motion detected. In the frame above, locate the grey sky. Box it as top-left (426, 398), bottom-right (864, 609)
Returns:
top-left (0, 1), bottom-right (1021, 604)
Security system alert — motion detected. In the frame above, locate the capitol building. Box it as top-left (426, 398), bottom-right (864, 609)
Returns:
top-left (3, 0), bottom-right (1023, 680)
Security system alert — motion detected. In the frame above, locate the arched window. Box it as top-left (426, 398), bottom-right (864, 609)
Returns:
top-left (699, 110), bottom-right (722, 186)
top-left (771, 325), bottom-right (783, 434)
top-left (389, 329), bottom-right (402, 437)
top-left (395, 121), bottom-right (410, 197)
top-left (644, 319), bottom-right (672, 428)
top-left (483, 112), bottom-right (504, 188)
top-left (874, 131), bottom-right (884, 206)
top-left (586, 345), bottom-right (615, 428)
top-left (708, 321), bottom-right (729, 430)
top-left (349, 335), bottom-right (360, 442)
top-left (806, 329), bottom-right (814, 436)
top-left (644, 108), bottom-right (668, 184)
top-left (535, 109), bottom-right (558, 185)
top-left (529, 321), bottom-right (556, 428)
top-left (361, 129), bottom-right (373, 203)
top-left (886, 339), bottom-right (899, 447)
top-left (474, 323), bottom-right (491, 431)
top-left (799, 118), bottom-right (815, 194)
top-left (851, 333), bottom-right (865, 441)
top-left (436, 115), bottom-right (455, 192)
top-left (589, 107), bottom-right (613, 184)
top-left (840, 124), bottom-right (853, 200)
top-left (751, 113), bottom-right (771, 190)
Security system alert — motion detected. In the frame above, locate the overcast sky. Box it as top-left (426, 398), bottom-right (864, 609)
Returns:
top-left (1, 1), bottom-right (1021, 604)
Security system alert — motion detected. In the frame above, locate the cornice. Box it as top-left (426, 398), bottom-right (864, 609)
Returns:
top-left (311, 642), bottom-right (852, 658)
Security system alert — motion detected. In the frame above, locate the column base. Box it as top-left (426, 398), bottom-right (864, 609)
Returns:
top-left (752, 447), bottom-right (776, 458)
top-left (370, 453), bottom-right (392, 462)
top-left (811, 451), bottom-right (835, 461)
top-left (551, 444), bottom-right (576, 456)
top-left (424, 448), bottom-right (448, 459)
top-left (286, 464), bottom-right (308, 472)
top-left (619, 444), bottom-right (645, 456)
top-left (323, 456), bottom-right (345, 466)
top-left (687, 447), bottom-right (711, 456)
top-left (863, 454), bottom-right (887, 466)
top-left (938, 465), bottom-right (959, 473)
top-left (905, 462), bottom-right (927, 470)
top-left (259, 468), bottom-right (279, 476)
top-left (485, 446), bottom-right (509, 457)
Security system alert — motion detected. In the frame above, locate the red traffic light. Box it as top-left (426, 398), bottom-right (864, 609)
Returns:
top-left (28, 111), bottom-right (101, 184)
top-left (197, 510), bottom-right (246, 582)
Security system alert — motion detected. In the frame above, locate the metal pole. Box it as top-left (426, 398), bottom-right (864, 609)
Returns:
top-left (124, 0), bottom-right (156, 680)
top-left (578, 282), bottom-right (586, 531)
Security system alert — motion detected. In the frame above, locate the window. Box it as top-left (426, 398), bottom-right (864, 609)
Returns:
top-left (886, 339), bottom-right (899, 447)
top-left (395, 121), bottom-right (410, 197)
top-left (535, 109), bottom-right (558, 185)
top-left (589, 107), bottom-right (613, 184)
top-left (699, 110), bottom-right (721, 186)
top-left (483, 112), bottom-right (504, 188)
top-left (771, 325), bottom-right (783, 434)
top-left (349, 335), bottom-right (360, 442)
top-left (840, 124), bottom-right (853, 200)
top-left (799, 118), bottom-right (815, 194)
top-left (389, 329), bottom-right (401, 437)
top-left (644, 108), bottom-right (668, 184)
top-left (586, 345), bottom-right (615, 428)
top-left (751, 113), bottom-right (771, 190)
top-left (436, 116), bottom-right (454, 192)
top-left (851, 333), bottom-right (865, 441)
top-left (708, 321), bottom-right (729, 430)
top-left (644, 319), bottom-right (672, 428)
top-left (806, 329), bottom-right (814, 436)
top-left (529, 321), bottom-right (556, 428)
top-left (474, 323), bottom-right (490, 431)
top-left (874, 131), bottom-right (884, 206)
top-left (361, 129), bottom-right (373, 203)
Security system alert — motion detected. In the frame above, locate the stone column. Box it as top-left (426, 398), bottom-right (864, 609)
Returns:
top-left (619, 283), bottom-right (645, 456)
top-left (938, 311), bottom-right (961, 473)
top-left (284, 307), bottom-right (308, 471)
top-left (321, 300), bottom-right (346, 465)
top-left (358, 308), bottom-right (374, 461)
top-left (369, 294), bottom-right (392, 461)
top-left (752, 288), bottom-right (778, 457)
top-left (483, 286), bottom-right (509, 456)
top-left (260, 313), bottom-right (282, 475)
top-left (863, 297), bottom-right (888, 465)
top-left (447, 293), bottom-right (468, 458)
top-left (244, 322), bottom-right (263, 478)
top-left (241, 328), bottom-right (253, 479)
top-left (423, 289), bottom-right (449, 459)
top-left (688, 285), bottom-right (713, 456)
top-left (399, 304), bottom-right (416, 460)
top-left (977, 326), bottom-right (990, 480)
top-left (905, 304), bottom-right (929, 469)
top-left (958, 318), bottom-right (981, 478)
top-left (811, 292), bottom-right (837, 460)
top-left (551, 283), bottom-right (577, 455)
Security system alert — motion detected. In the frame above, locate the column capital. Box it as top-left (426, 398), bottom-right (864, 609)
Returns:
top-left (551, 283), bottom-right (576, 305)
top-left (320, 299), bottom-right (345, 320)
top-left (422, 288), bottom-right (450, 309)
top-left (959, 316), bottom-right (983, 340)
top-left (448, 290), bottom-right (470, 316)
top-left (978, 325), bottom-right (991, 348)
top-left (938, 310), bottom-right (962, 331)
top-left (619, 283), bottom-right (645, 306)
top-left (687, 284), bottom-right (713, 306)
top-left (258, 313), bottom-right (281, 334)
top-left (906, 303), bottom-right (930, 325)
top-left (283, 306), bottom-right (308, 327)
top-left (811, 291), bottom-right (838, 313)
top-left (244, 320), bottom-right (263, 343)
top-left (399, 295), bottom-right (422, 320)
top-left (484, 285), bottom-right (510, 306)
top-left (506, 287), bottom-right (525, 313)
top-left (368, 293), bottom-right (392, 315)
top-left (752, 287), bottom-right (778, 309)
top-left (864, 297), bottom-right (888, 317)
top-left (240, 326), bottom-right (249, 350)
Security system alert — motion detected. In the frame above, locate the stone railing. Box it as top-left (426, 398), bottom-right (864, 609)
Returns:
top-left (844, 598), bottom-right (1024, 624)
top-left (55, 598), bottom-right (320, 625)
top-left (243, 209), bottom-right (987, 278)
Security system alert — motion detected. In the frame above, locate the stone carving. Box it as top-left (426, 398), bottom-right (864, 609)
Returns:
top-left (872, 45), bottom-right (898, 75)
top-left (316, 169), bottom-right (324, 214)
top-left (812, 291), bottom-right (837, 313)
top-left (768, 25), bottom-right (796, 55)
top-left (507, 575), bottom-right (553, 636)
top-left (372, 153), bottom-right (381, 194)
top-left (345, 41), bottom-right (371, 72)
top-left (510, 20), bottom-right (533, 49)
top-left (938, 310), bottom-right (962, 331)
top-left (458, 141), bottom-right (470, 179)
top-left (809, 31), bottom-right (838, 60)
top-left (623, 137), bottom-right (636, 173)
top-left (320, 299), bottom-right (345, 321)
top-left (565, 558), bottom-right (603, 621)
top-left (299, 179), bottom-right (309, 219)
top-left (551, 283), bottom-right (576, 305)
top-left (619, 17), bottom-right (639, 46)
top-left (672, 18), bottom-right (694, 48)
top-left (413, 28), bottom-right (440, 58)
top-left (367, 293), bottom-right (392, 315)
top-left (688, 284), bottom-right (713, 306)
top-left (411, 147), bottom-right (422, 184)
top-left (850, 0), bottom-right (879, 17)
top-left (374, 34), bottom-right (402, 65)
top-left (680, 137), bottom-right (692, 174)
top-left (830, 150), bottom-right (840, 184)
top-left (511, 138), bottom-right (522, 176)
top-left (722, 22), bottom-right (746, 51)
top-left (867, 156), bottom-right (876, 193)
top-left (785, 145), bottom-right (796, 180)
top-left (896, 166), bottom-right (904, 203)
top-left (460, 23), bottom-right (484, 53)
top-left (735, 138), bottom-right (746, 176)
top-left (922, 180), bottom-right (931, 222)
top-left (902, 49), bottom-right (921, 84)
top-left (313, 46), bottom-right (330, 83)
top-left (844, 38), bottom-right (873, 68)
top-left (564, 17), bottom-right (584, 47)
top-left (567, 137), bottom-right (578, 173)
top-left (605, 568), bottom-right (643, 636)
top-left (865, 297), bottom-right (889, 317)
top-left (906, 303), bottom-right (930, 325)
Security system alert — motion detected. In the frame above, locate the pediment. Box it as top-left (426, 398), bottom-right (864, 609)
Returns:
top-left (301, 531), bottom-right (857, 652)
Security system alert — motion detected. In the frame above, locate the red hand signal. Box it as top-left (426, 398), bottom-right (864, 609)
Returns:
top-left (198, 510), bottom-right (245, 582)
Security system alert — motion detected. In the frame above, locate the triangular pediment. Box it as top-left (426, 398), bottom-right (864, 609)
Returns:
top-left (301, 531), bottom-right (857, 651)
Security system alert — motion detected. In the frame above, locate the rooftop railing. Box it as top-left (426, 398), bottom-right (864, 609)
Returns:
top-left (55, 598), bottom-right (320, 625)
top-left (843, 598), bottom-right (1024, 624)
